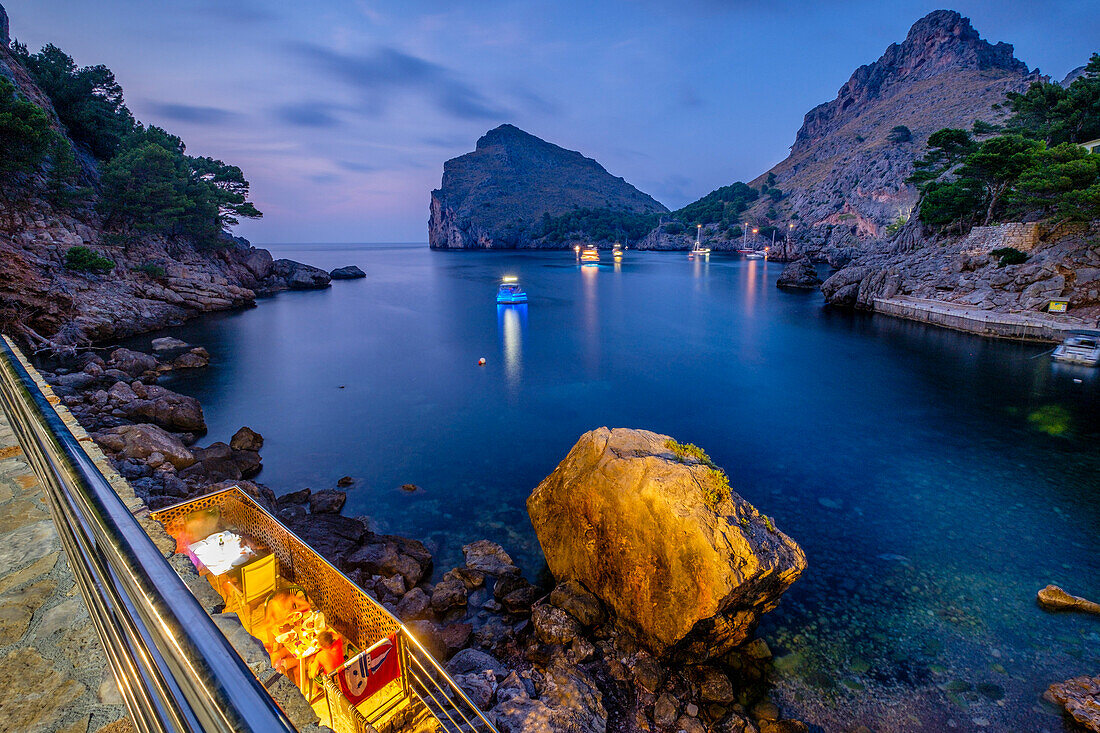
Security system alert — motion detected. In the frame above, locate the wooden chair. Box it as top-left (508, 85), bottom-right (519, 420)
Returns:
top-left (228, 553), bottom-right (277, 632)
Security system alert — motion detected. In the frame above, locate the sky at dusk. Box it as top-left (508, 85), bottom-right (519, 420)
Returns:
top-left (6, 0), bottom-right (1097, 243)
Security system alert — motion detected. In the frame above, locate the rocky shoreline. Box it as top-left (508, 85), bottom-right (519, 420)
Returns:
top-left (35, 339), bottom-right (814, 733)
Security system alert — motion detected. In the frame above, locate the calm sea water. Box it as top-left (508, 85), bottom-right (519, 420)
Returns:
top-left (133, 243), bottom-right (1099, 731)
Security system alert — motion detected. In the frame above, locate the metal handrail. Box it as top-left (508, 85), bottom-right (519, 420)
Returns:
top-left (0, 336), bottom-right (299, 733)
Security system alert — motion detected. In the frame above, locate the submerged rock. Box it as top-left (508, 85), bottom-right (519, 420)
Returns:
top-left (1044, 675), bottom-right (1100, 731)
top-left (527, 427), bottom-right (806, 660)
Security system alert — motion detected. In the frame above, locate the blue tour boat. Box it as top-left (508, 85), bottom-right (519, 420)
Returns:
top-left (497, 276), bottom-right (528, 304)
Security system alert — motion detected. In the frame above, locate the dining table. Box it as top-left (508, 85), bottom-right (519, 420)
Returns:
top-left (274, 608), bottom-right (330, 692)
top-left (189, 530), bottom-right (257, 576)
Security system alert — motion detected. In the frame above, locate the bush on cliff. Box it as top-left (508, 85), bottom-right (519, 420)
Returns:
top-left (0, 76), bottom-right (52, 177)
top-left (990, 247), bottom-right (1029, 267)
top-left (1006, 53), bottom-right (1100, 146)
top-left (65, 246), bottom-right (115, 273)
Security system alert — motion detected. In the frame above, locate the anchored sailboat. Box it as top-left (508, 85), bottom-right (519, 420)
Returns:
top-left (690, 224), bottom-right (710, 257)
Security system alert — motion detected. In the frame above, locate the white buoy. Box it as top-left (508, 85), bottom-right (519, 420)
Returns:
top-left (478, 357), bottom-right (486, 366)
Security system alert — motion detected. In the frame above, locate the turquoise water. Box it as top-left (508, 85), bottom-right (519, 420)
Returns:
top-left (135, 243), bottom-right (1099, 731)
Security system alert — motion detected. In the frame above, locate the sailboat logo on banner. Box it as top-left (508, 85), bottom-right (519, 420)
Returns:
top-left (335, 633), bottom-right (401, 704)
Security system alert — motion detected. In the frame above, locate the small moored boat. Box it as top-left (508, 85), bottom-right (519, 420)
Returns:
top-left (612, 243), bottom-right (624, 261)
top-left (496, 276), bottom-right (528, 304)
top-left (1052, 331), bottom-right (1100, 366)
top-left (581, 247), bottom-right (600, 264)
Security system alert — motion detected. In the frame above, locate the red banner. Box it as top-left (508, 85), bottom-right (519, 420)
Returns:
top-left (335, 633), bottom-right (401, 705)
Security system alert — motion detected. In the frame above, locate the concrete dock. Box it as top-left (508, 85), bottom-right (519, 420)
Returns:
top-left (873, 295), bottom-right (1095, 342)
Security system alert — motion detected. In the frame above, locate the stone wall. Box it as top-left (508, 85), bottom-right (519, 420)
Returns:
top-left (961, 222), bottom-right (1042, 254)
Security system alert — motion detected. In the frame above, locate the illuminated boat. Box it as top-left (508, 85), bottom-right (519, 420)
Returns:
top-left (1052, 331), bottom-right (1100, 366)
top-left (612, 243), bottom-right (623, 261)
top-left (496, 276), bottom-right (528, 304)
top-left (745, 251), bottom-right (764, 259)
top-left (690, 224), bottom-right (710, 257)
top-left (581, 247), bottom-right (600, 264)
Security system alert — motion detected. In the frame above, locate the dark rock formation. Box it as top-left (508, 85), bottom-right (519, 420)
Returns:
top-left (270, 259), bottom-right (331, 290)
top-left (527, 427), bottom-right (806, 661)
top-left (229, 426), bottom-right (263, 452)
top-left (429, 124), bottom-right (666, 249)
top-left (94, 424), bottom-right (196, 470)
top-left (0, 3), bottom-right (7, 47)
top-left (776, 257), bottom-right (822, 289)
top-left (1044, 676), bottom-right (1100, 731)
top-left (309, 489), bottom-right (347, 515)
top-left (821, 221), bottom-right (1100, 327)
top-left (329, 265), bottom-right (365, 279)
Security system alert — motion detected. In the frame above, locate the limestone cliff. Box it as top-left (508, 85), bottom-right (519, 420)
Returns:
top-left (428, 124), bottom-right (667, 249)
top-left (675, 10), bottom-right (1039, 260)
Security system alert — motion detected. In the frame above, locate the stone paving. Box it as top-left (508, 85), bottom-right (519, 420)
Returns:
top-left (0, 409), bottom-right (131, 733)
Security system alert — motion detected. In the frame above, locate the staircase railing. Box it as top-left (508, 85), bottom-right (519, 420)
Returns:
top-left (0, 336), bottom-right (300, 733)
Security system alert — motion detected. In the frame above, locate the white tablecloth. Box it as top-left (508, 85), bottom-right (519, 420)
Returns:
top-left (190, 531), bottom-right (255, 576)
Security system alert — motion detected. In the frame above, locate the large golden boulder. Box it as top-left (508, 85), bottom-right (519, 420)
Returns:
top-left (527, 427), bottom-right (806, 661)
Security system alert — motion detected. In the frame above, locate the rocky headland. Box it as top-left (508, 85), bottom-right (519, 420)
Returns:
top-left (429, 124), bottom-right (667, 249)
top-left (0, 6), bottom-right (340, 351)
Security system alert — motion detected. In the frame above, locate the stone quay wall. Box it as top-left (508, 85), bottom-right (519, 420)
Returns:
top-left (873, 295), bottom-right (1086, 341)
top-left (961, 223), bottom-right (1042, 254)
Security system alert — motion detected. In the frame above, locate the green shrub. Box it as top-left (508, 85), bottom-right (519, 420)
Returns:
top-left (702, 468), bottom-right (731, 510)
top-left (0, 76), bottom-right (52, 176)
top-left (665, 439), bottom-right (716, 467)
top-left (134, 262), bottom-right (166, 278)
top-left (990, 247), bottom-right (1028, 267)
top-left (65, 246), bottom-right (115, 273)
top-left (888, 125), bottom-right (912, 144)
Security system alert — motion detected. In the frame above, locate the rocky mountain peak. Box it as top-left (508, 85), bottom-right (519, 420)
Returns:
top-left (1, 3), bottom-right (9, 47)
top-left (475, 123), bottom-right (534, 149)
top-left (901, 10), bottom-right (1027, 75)
top-left (429, 125), bottom-right (665, 249)
top-left (794, 10), bottom-right (1030, 149)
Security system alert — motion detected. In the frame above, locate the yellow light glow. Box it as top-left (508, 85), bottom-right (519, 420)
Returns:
top-left (502, 276), bottom-right (518, 282)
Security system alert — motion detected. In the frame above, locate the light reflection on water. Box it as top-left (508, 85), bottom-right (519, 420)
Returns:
top-left (132, 244), bottom-right (1099, 732)
top-left (497, 304), bottom-right (525, 393)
